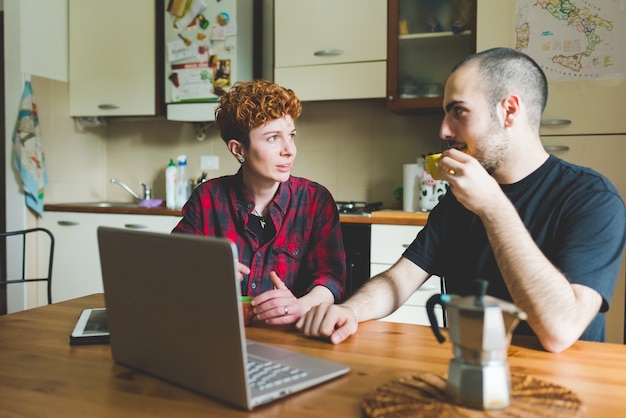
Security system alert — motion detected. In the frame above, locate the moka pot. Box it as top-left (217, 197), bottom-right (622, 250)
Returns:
top-left (426, 279), bottom-right (527, 410)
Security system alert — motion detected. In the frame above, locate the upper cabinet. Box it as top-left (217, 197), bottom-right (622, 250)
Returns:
top-left (69, 0), bottom-right (163, 117)
top-left (20, 0), bottom-right (68, 82)
top-left (387, 0), bottom-right (476, 112)
top-left (262, 0), bottom-right (387, 101)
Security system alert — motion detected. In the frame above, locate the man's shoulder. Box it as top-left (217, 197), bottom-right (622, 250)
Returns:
top-left (546, 156), bottom-right (619, 193)
top-left (540, 157), bottom-right (624, 223)
top-left (554, 157), bottom-right (619, 194)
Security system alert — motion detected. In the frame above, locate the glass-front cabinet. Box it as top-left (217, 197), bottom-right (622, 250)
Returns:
top-left (387, 0), bottom-right (477, 112)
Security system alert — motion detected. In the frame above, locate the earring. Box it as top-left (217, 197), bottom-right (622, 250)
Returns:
top-left (238, 157), bottom-right (245, 163)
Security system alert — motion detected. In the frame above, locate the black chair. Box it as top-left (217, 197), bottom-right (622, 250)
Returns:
top-left (0, 228), bottom-right (55, 306)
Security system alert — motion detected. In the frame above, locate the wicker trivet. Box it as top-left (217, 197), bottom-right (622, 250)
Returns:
top-left (361, 372), bottom-right (585, 418)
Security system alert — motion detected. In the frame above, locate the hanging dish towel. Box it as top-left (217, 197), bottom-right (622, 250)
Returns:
top-left (12, 80), bottom-right (48, 216)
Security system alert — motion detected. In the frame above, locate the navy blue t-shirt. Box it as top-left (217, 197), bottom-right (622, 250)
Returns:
top-left (404, 155), bottom-right (626, 341)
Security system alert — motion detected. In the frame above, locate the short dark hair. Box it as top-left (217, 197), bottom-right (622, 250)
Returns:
top-left (214, 79), bottom-right (302, 148)
top-left (452, 48), bottom-right (548, 130)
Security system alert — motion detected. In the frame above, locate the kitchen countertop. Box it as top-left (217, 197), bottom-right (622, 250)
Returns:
top-left (44, 202), bottom-right (180, 216)
top-left (43, 203), bottom-right (429, 226)
top-left (339, 210), bottom-right (428, 226)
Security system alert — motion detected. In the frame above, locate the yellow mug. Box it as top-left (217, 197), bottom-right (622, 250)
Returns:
top-left (425, 153), bottom-right (442, 180)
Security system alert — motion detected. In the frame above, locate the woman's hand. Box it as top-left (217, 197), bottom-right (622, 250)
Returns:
top-left (251, 271), bottom-right (301, 325)
top-left (237, 262), bottom-right (250, 282)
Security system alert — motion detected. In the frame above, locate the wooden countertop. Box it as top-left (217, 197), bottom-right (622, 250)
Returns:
top-left (340, 210), bottom-right (428, 226)
top-left (2, 294), bottom-right (626, 416)
top-left (44, 203), bottom-right (429, 226)
top-left (44, 202), bottom-right (182, 216)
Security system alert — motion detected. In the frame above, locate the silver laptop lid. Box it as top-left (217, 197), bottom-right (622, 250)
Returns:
top-left (98, 227), bottom-right (349, 410)
top-left (98, 227), bottom-right (251, 408)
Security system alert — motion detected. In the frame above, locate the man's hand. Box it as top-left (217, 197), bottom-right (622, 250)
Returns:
top-left (440, 148), bottom-right (502, 216)
top-left (296, 303), bottom-right (358, 344)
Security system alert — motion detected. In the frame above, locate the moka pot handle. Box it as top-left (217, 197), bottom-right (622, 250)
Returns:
top-left (426, 293), bottom-right (450, 343)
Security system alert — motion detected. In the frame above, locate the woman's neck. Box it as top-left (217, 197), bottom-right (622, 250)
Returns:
top-left (242, 172), bottom-right (279, 216)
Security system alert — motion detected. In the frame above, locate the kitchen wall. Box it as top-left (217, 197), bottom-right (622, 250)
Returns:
top-left (34, 77), bottom-right (443, 208)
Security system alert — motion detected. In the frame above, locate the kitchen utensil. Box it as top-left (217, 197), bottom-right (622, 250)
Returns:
top-left (426, 279), bottom-right (527, 410)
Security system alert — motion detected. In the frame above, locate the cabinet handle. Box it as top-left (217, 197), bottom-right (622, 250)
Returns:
top-left (540, 119), bottom-right (572, 126)
top-left (543, 145), bottom-right (570, 152)
top-left (313, 49), bottom-right (344, 57)
top-left (124, 224), bottom-right (148, 229)
top-left (57, 220), bottom-right (80, 226)
top-left (98, 104), bottom-right (120, 110)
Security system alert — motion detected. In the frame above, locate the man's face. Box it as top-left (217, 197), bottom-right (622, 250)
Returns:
top-left (440, 65), bottom-right (509, 174)
top-left (244, 114), bottom-right (298, 185)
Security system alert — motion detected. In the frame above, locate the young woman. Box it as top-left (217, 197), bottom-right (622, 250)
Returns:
top-left (173, 80), bottom-right (346, 325)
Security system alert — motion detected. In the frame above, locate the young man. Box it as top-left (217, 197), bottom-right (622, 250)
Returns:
top-left (173, 80), bottom-right (345, 325)
top-left (296, 48), bottom-right (626, 353)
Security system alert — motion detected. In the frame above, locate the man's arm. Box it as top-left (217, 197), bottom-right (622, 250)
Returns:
top-left (296, 258), bottom-right (429, 344)
top-left (478, 193), bottom-right (602, 353)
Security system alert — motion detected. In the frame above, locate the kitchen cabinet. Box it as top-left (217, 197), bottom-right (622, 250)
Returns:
top-left (69, 0), bottom-right (163, 116)
top-left (40, 212), bottom-right (180, 302)
top-left (20, 0), bottom-right (68, 82)
top-left (39, 212), bottom-right (102, 303)
top-left (387, 0), bottom-right (476, 112)
top-left (370, 224), bottom-right (443, 325)
top-left (262, 0), bottom-right (387, 101)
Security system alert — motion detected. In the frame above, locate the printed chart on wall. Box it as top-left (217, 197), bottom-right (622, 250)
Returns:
top-left (165, 0), bottom-right (238, 103)
top-left (515, 0), bottom-right (625, 82)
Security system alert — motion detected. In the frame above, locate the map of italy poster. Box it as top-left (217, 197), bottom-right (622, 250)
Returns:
top-left (515, 0), bottom-right (625, 82)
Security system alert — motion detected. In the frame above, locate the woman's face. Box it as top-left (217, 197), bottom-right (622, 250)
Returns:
top-left (243, 114), bottom-right (297, 186)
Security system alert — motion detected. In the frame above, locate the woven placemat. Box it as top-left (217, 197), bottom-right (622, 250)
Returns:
top-left (361, 372), bottom-right (585, 418)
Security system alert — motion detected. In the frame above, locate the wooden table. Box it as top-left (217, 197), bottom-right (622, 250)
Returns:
top-left (1, 294), bottom-right (624, 417)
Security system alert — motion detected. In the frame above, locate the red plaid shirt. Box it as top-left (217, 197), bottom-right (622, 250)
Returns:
top-left (172, 170), bottom-right (346, 301)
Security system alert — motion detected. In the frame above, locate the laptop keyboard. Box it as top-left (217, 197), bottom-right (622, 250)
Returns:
top-left (247, 356), bottom-right (309, 391)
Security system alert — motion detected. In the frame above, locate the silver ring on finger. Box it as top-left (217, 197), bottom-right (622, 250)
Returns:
top-left (283, 306), bottom-right (289, 316)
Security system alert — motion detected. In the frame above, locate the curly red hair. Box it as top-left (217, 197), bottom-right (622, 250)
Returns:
top-left (214, 79), bottom-right (302, 148)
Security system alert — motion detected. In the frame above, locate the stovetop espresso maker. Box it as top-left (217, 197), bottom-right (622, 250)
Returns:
top-left (426, 279), bottom-right (527, 410)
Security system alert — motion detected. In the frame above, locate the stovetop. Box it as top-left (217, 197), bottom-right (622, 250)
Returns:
top-left (336, 201), bottom-right (383, 217)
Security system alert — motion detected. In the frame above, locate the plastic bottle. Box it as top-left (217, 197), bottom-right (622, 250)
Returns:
top-left (175, 154), bottom-right (189, 209)
top-left (165, 159), bottom-right (177, 209)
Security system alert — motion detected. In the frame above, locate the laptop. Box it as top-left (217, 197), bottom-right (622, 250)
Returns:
top-left (97, 227), bottom-right (349, 410)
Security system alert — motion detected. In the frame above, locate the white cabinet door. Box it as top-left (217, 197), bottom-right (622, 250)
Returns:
top-left (274, 0), bottom-right (386, 67)
top-left (40, 213), bottom-right (181, 303)
top-left (100, 214), bottom-right (180, 233)
top-left (40, 212), bottom-right (103, 302)
top-left (370, 224), bottom-right (443, 325)
top-left (371, 224), bottom-right (422, 264)
top-left (69, 0), bottom-right (156, 116)
top-left (266, 0), bottom-right (387, 101)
